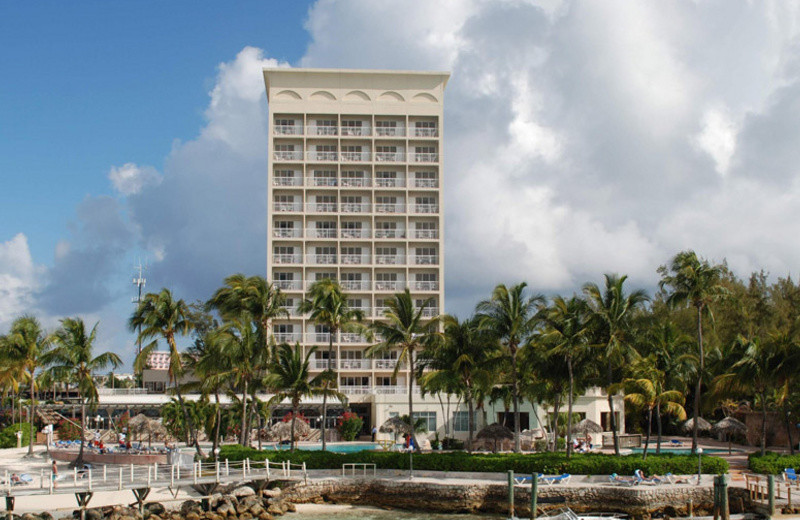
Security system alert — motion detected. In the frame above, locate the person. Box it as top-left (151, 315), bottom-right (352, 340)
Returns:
top-left (10, 473), bottom-right (20, 484)
top-left (51, 460), bottom-right (58, 487)
top-left (587, 434), bottom-right (593, 450)
top-left (403, 433), bottom-right (410, 449)
top-left (371, 426), bottom-right (377, 442)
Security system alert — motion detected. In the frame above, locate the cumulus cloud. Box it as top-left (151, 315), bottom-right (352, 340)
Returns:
top-left (0, 234), bottom-right (40, 326)
top-left (109, 163), bottom-right (162, 196)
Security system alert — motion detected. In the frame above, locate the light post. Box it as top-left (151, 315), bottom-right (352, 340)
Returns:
top-left (696, 447), bottom-right (703, 485)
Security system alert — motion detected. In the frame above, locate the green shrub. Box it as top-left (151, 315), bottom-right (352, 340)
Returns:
top-left (56, 419), bottom-right (81, 441)
top-left (0, 423), bottom-right (33, 449)
top-left (749, 452), bottom-right (800, 474)
top-left (337, 412), bottom-right (363, 442)
top-left (442, 438), bottom-right (464, 450)
top-left (216, 446), bottom-right (728, 475)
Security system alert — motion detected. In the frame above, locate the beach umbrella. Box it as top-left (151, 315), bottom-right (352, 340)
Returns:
top-left (128, 414), bottom-right (151, 442)
top-left (571, 419), bottom-right (603, 435)
top-left (269, 419), bottom-right (310, 442)
top-left (713, 417), bottom-right (747, 454)
top-left (477, 422), bottom-right (513, 453)
top-left (681, 417), bottom-right (712, 433)
top-left (379, 416), bottom-right (410, 434)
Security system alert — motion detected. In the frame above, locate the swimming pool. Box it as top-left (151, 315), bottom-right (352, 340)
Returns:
top-left (629, 447), bottom-right (734, 455)
top-left (259, 442), bottom-right (399, 453)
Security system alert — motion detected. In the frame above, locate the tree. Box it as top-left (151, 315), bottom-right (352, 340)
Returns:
top-left (297, 279), bottom-right (367, 451)
top-left (542, 295), bottom-right (591, 457)
top-left (50, 318), bottom-right (121, 467)
top-left (130, 288), bottom-right (204, 456)
top-left (367, 289), bottom-right (438, 453)
top-left (477, 283), bottom-right (544, 453)
top-left (207, 274), bottom-right (287, 346)
top-left (418, 315), bottom-right (498, 452)
top-left (264, 343), bottom-right (334, 451)
top-left (659, 251), bottom-right (727, 454)
top-left (584, 274), bottom-right (648, 456)
top-left (1, 316), bottom-right (52, 456)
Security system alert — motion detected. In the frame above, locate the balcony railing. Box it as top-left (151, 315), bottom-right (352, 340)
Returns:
top-left (274, 333), bottom-right (302, 343)
top-left (273, 202), bottom-right (303, 212)
top-left (374, 307), bottom-right (390, 317)
top-left (375, 281), bottom-right (403, 291)
top-left (307, 203), bottom-right (338, 213)
top-left (272, 254), bottom-right (302, 264)
top-left (419, 307), bottom-right (439, 318)
top-left (340, 178), bottom-right (371, 187)
top-left (306, 280), bottom-right (337, 290)
top-left (413, 229), bottom-right (438, 239)
top-left (375, 152), bottom-right (404, 162)
top-left (412, 153), bottom-right (438, 162)
top-left (339, 385), bottom-right (372, 395)
top-left (273, 228), bottom-right (302, 238)
top-left (374, 359), bottom-right (399, 370)
top-left (413, 178), bottom-right (438, 188)
top-left (374, 229), bottom-right (404, 239)
top-left (375, 126), bottom-right (405, 137)
top-left (340, 126), bottom-right (370, 137)
top-left (411, 204), bottom-right (439, 214)
top-left (341, 229), bottom-right (370, 239)
top-left (374, 386), bottom-right (422, 394)
top-left (340, 333), bottom-right (368, 344)
top-left (309, 126), bottom-right (338, 136)
top-left (341, 203), bottom-right (371, 213)
top-left (274, 151), bottom-right (303, 161)
top-left (314, 359), bottom-right (337, 370)
top-left (413, 127), bottom-right (438, 137)
top-left (412, 281), bottom-right (439, 291)
top-left (274, 125), bottom-right (303, 135)
top-left (375, 178), bottom-right (404, 188)
top-left (341, 152), bottom-right (370, 162)
top-left (340, 359), bottom-right (370, 370)
top-left (375, 203), bottom-right (405, 213)
top-left (311, 333), bottom-right (333, 343)
top-left (341, 254), bottom-right (370, 265)
top-left (412, 255), bottom-right (439, 265)
top-left (274, 280), bottom-right (302, 291)
top-left (375, 255), bottom-right (404, 265)
top-left (340, 280), bottom-right (371, 291)
top-left (307, 151), bottom-right (338, 161)
top-left (307, 254), bottom-right (338, 265)
top-left (306, 228), bottom-right (337, 239)
top-left (273, 177), bottom-right (303, 186)
top-left (309, 177), bottom-right (337, 187)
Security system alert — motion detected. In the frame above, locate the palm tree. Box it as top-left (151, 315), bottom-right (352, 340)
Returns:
top-left (584, 274), bottom-right (648, 455)
top-left (366, 289), bottom-right (438, 453)
top-left (476, 283), bottom-right (544, 453)
top-left (264, 343), bottom-right (335, 450)
top-left (1, 316), bottom-right (52, 456)
top-left (418, 315), bottom-right (498, 452)
top-left (50, 318), bottom-right (121, 467)
top-left (130, 288), bottom-right (204, 456)
top-left (207, 274), bottom-right (287, 346)
top-left (542, 296), bottom-right (591, 457)
top-left (297, 279), bottom-right (367, 451)
top-left (658, 251), bottom-right (727, 454)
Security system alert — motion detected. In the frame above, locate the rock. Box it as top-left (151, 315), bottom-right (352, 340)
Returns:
top-left (145, 503), bottom-right (166, 516)
top-left (148, 516), bottom-right (161, 520)
top-left (249, 504), bottom-right (265, 516)
top-left (239, 496), bottom-right (260, 509)
top-left (119, 516), bottom-right (136, 520)
top-left (204, 514), bottom-right (222, 520)
top-left (284, 503), bottom-right (295, 513)
top-left (266, 503), bottom-right (284, 516)
top-left (257, 514), bottom-right (274, 520)
top-left (181, 501), bottom-right (203, 516)
top-left (262, 488), bottom-right (281, 498)
top-left (185, 514), bottom-right (199, 520)
top-left (215, 503), bottom-right (234, 517)
top-left (234, 486), bottom-right (255, 497)
top-left (22, 514), bottom-right (39, 520)
top-left (208, 494), bottom-right (224, 509)
top-left (239, 513), bottom-right (253, 520)
top-left (40, 514), bottom-right (54, 520)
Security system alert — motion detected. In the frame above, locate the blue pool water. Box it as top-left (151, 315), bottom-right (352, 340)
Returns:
top-left (630, 447), bottom-right (733, 455)
top-left (259, 442), bottom-right (398, 453)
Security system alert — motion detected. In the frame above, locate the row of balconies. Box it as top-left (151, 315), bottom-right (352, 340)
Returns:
top-left (274, 151), bottom-right (438, 163)
top-left (272, 254), bottom-right (439, 266)
top-left (274, 228), bottom-right (438, 240)
top-left (274, 280), bottom-right (439, 292)
top-left (273, 177), bottom-right (438, 188)
top-left (338, 385), bottom-right (423, 395)
top-left (279, 304), bottom-right (438, 319)
top-left (273, 326), bottom-right (437, 345)
top-left (274, 202), bottom-right (439, 214)
top-left (274, 125), bottom-right (438, 138)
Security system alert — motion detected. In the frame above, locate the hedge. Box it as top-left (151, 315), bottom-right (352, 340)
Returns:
top-left (0, 423), bottom-right (33, 449)
top-left (748, 452), bottom-right (800, 474)
top-left (217, 445), bottom-right (728, 475)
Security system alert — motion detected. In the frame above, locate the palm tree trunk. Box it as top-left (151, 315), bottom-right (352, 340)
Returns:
top-left (643, 407), bottom-right (653, 460)
top-left (692, 305), bottom-right (704, 455)
top-left (321, 329), bottom-right (335, 451)
top-left (240, 379), bottom-right (248, 446)
top-left (760, 391), bottom-right (768, 457)
top-left (75, 396), bottom-right (86, 467)
top-left (606, 362), bottom-right (620, 456)
top-left (511, 344), bottom-right (521, 453)
top-left (552, 396), bottom-right (561, 452)
top-left (566, 357), bottom-right (574, 458)
top-left (409, 347), bottom-right (420, 453)
top-left (784, 403), bottom-right (795, 455)
top-left (656, 403), bottom-right (662, 455)
top-left (28, 370), bottom-right (35, 457)
top-left (291, 404), bottom-right (298, 451)
top-left (467, 395), bottom-right (475, 453)
top-left (213, 391), bottom-right (221, 461)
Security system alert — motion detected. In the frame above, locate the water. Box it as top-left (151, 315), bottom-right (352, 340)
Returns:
top-left (629, 447), bottom-right (733, 455)
top-left (259, 442), bottom-right (399, 453)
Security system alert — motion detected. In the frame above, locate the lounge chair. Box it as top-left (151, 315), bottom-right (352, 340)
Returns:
top-left (665, 472), bottom-right (693, 484)
top-left (514, 473), bottom-right (571, 485)
top-left (669, 439), bottom-right (683, 447)
top-left (635, 469), bottom-right (665, 485)
top-left (784, 468), bottom-right (798, 484)
top-left (610, 473), bottom-right (638, 486)
top-left (11, 474), bottom-right (33, 486)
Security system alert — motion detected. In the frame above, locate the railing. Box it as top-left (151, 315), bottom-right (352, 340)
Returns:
top-left (273, 177), bottom-right (303, 186)
top-left (96, 388), bottom-right (148, 395)
top-left (307, 203), bottom-right (338, 212)
top-left (413, 229), bottom-right (439, 239)
top-left (340, 178), bottom-right (371, 187)
top-left (373, 307), bottom-right (390, 317)
top-left (375, 178), bottom-right (405, 188)
top-left (307, 151), bottom-right (338, 161)
top-left (412, 153), bottom-right (438, 162)
top-left (341, 152), bottom-right (371, 162)
top-left (341, 203), bottom-right (371, 213)
top-left (340, 359), bottom-right (371, 370)
top-left (411, 255), bottom-right (439, 265)
top-left (413, 178), bottom-right (438, 188)
top-left (273, 202), bottom-right (303, 212)
top-left (745, 473), bottom-right (800, 513)
top-left (375, 385), bottom-right (421, 394)
top-left (375, 126), bottom-right (405, 137)
top-left (272, 254), bottom-right (303, 264)
top-left (375, 203), bottom-right (405, 213)
top-left (307, 254), bottom-right (337, 264)
top-left (374, 359), bottom-right (398, 370)
top-left (341, 254), bottom-right (370, 265)
top-left (274, 333), bottom-right (302, 343)
top-left (274, 151), bottom-right (303, 161)
top-left (375, 282), bottom-right (403, 291)
top-left (314, 359), bottom-right (336, 370)
top-left (375, 255), bottom-right (404, 265)
top-left (375, 152), bottom-right (404, 162)
top-left (340, 280), bottom-right (371, 291)
top-left (374, 229), bottom-right (404, 239)
top-left (274, 280), bottom-right (302, 291)
top-left (419, 307), bottom-right (439, 318)
top-left (273, 228), bottom-right (301, 238)
top-left (341, 229), bottom-right (370, 239)
top-left (413, 127), bottom-right (438, 137)
top-left (411, 204), bottom-right (439, 214)
top-left (311, 333), bottom-right (332, 343)
top-left (340, 333), bottom-right (368, 344)
top-left (306, 228), bottom-right (338, 238)
top-left (339, 385), bottom-right (372, 394)
top-left (308, 126), bottom-right (338, 136)
top-left (340, 127), bottom-right (370, 137)
top-left (309, 177), bottom-right (338, 187)
top-left (412, 281), bottom-right (439, 291)
top-left (274, 125), bottom-right (303, 135)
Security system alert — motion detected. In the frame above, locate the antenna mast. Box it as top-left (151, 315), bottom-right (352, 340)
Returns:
top-left (132, 260), bottom-right (147, 355)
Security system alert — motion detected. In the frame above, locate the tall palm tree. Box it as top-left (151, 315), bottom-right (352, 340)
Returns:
top-left (658, 251), bottom-right (727, 454)
top-left (130, 288), bottom-right (204, 456)
top-left (264, 343), bottom-right (335, 451)
top-left (476, 283), bottom-right (544, 453)
top-left (418, 315), bottom-right (498, 452)
top-left (366, 289), bottom-right (438, 453)
top-left (1, 316), bottom-right (52, 456)
top-left (207, 274), bottom-right (287, 346)
top-left (50, 318), bottom-right (121, 467)
top-left (584, 274), bottom-right (648, 455)
top-left (297, 279), bottom-right (367, 450)
top-left (542, 295), bottom-right (591, 457)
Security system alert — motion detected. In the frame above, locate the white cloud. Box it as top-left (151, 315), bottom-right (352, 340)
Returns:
top-left (693, 106), bottom-right (739, 176)
top-left (0, 234), bottom-right (41, 326)
top-left (109, 163), bottom-right (162, 196)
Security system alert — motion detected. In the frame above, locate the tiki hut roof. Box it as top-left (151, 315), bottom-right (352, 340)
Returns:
top-left (571, 419), bottom-right (603, 434)
top-left (476, 422), bottom-right (514, 440)
top-left (681, 417), bottom-right (712, 433)
top-left (269, 419), bottom-right (310, 441)
top-left (712, 416), bottom-right (747, 435)
top-left (379, 416), bottom-right (410, 434)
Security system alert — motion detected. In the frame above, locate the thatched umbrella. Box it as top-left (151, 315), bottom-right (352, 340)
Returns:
top-left (713, 417), bottom-right (747, 454)
top-left (682, 417), bottom-right (712, 433)
top-left (269, 419), bottom-right (310, 444)
top-left (128, 413), bottom-right (151, 443)
top-left (379, 416), bottom-right (410, 444)
top-left (477, 422), bottom-right (513, 453)
top-left (571, 419), bottom-right (603, 435)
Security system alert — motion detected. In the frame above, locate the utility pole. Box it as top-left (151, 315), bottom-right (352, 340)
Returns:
top-left (132, 260), bottom-right (147, 388)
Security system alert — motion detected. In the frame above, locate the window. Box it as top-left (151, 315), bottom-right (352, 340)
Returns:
top-left (341, 170), bottom-right (367, 187)
top-left (275, 221), bottom-right (294, 229)
top-left (274, 246), bottom-right (294, 255)
top-left (315, 246), bottom-right (337, 264)
top-left (315, 195), bottom-right (336, 211)
top-left (376, 146), bottom-right (399, 162)
top-left (315, 119), bottom-right (337, 135)
top-left (375, 120), bottom-right (399, 136)
top-left (315, 272), bottom-right (336, 281)
top-left (312, 170), bottom-right (337, 186)
top-left (453, 411), bottom-right (475, 432)
top-left (375, 221), bottom-right (400, 238)
top-left (273, 169), bottom-right (298, 186)
top-left (341, 246), bottom-right (363, 255)
top-left (341, 145), bottom-right (364, 161)
top-left (341, 221), bottom-right (364, 238)
top-left (273, 324), bottom-right (294, 334)
top-left (415, 247), bottom-right (437, 264)
top-left (412, 411), bottom-right (436, 433)
top-left (376, 196), bottom-right (399, 212)
top-left (417, 273), bottom-right (437, 282)
top-left (273, 272), bottom-right (294, 281)
top-left (341, 350), bottom-right (363, 360)
top-left (341, 120), bottom-right (364, 136)
top-left (342, 195), bottom-right (364, 212)
top-left (342, 272), bottom-right (362, 281)
top-left (313, 144), bottom-right (337, 160)
top-left (414, 170), bottom-right (437, 187)
top-left (274, 221), bottom-right (295, 238)
top-left (414, 121), bottom-right (438, 137)
top-left (275, 118), bottom-right (299, 135)
top-left (375, 376), bottom-right (397, 386)
top-left (375, 170), bottom-right (398, 187)
top-left (341, 376), bottom-right (370, 386)
top-left (414, 146), bottom-right (437, 162)
top-left (275, 144), bottom-right (295, 151)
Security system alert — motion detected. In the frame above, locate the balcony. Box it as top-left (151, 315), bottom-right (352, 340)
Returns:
top-left (412, 281), bottom-right (439, 291)
top-left (307, 151), bottom-right (338, 162)
top-left (274, 125), bottom-right (303, 136)
top-left (273, 177), bottom-right (303, 186)
top-left (307, 254), bottom-right (338, 265)
top-left (340, 280), bottom-right (371, 291)
top-left (375, 203), bottom-right (405, 214)
top-left (411, 204), bottom-right (439, 214)
top-left (413, 127), bottom-right (438, 137)
top-left (311, 333), bottom-right (333, 343)
top-left (412, 255), bottom-right (439, 265)
top-left (419, 307), bottom-right (439, 318)
top-left (307, 203), bottom-right (338, 213)
top-left (309, 177), bottom-right (337, 187)
top-left (341, 229), bottom-right (370, 239)
top-left (374, 229), bottom-right (404, 239)
top-left (314, 359), bottom-right (337, 370)
top-left (309, 126), bottom-right (338, 136)
top-left (274, 280), bottom-right (302, 291)
top-left (274, 151), bottom-right (303, 161)
top-left (375, 152), bottom-right (404, 162)
top-left (274, 202), bottom-right (303, 212)
top-left (341, 151), bottom-right (371, 162)
top-left (375, 178), bottom-right (405, 188)
top-left (375, 255), bottom-right (404, 265)
top-left (375, 281), bottom-right (403, 291)
top-left (341, 203), bottom-right (371, 213)
top-left (412, 153), bottom-right (438, 163)
top-left (374, 306), bottom-right (390, 317)
top-left (413, 178), bottom-right (438, 188)
top-left (375, 386), bottom-right (421, 394)
top-left (341, 254), bottom-right (370, 265)
top-left (413, 229), bottom-right (438, 239)
top-left (373, 359), bottom-right (399, 370)
top-left (273, 333), bottom-right (302, 343)
top-left (340, 334), bottom-right (368, 344)
top-left (283, 307), bottom-right (304, 317)
top-left (273, 228), bottom-right (302, 238)
top-left (375, 126), bottom-right (405, 137)
top-left (340, 385), bottom-right (372, 395)
top-left (305, 280), bottom-right (337, 290)
top-left (272, 254), bottom-right (302, 264)
top-left (306, 228), bottom-right (337, 239)
top-left (340, 127), bottom-right (370, 137)
top-left (340, 178), bottom-right (371, 188)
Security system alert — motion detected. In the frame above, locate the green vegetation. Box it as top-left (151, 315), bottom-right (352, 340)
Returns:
top-left (748, 452), bottom-right (800, 474)
top-left (0, 423), bottom-right (33, 449)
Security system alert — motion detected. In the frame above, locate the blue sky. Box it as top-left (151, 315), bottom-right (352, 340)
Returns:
top-left (3, 1), bottom-right (800, 369)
